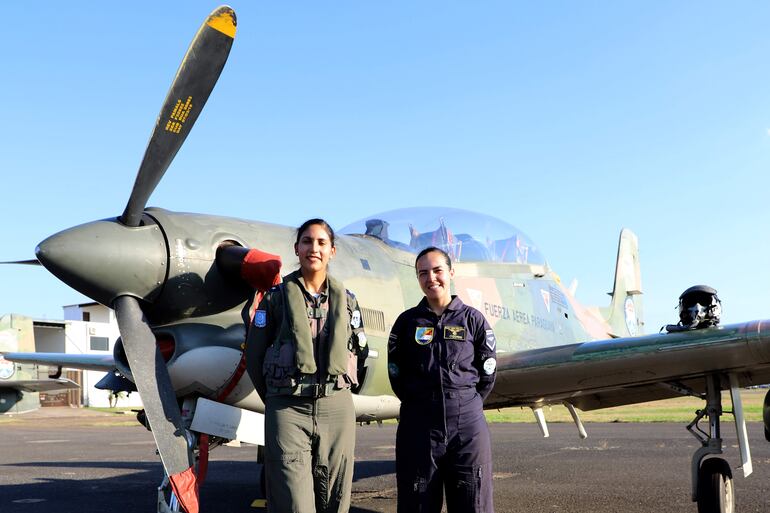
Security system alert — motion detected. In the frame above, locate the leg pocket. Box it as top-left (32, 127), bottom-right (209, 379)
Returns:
top-left (396, 472), bottom-right (429, 513)
top-left (265, 451), bottom-right (313, 513)
top-left (446, 465), bottom-right (482, 513)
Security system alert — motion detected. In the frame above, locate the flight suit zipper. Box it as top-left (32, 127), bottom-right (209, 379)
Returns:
top-left (311, 295), bottom-right (323, 393)
top-left (436, 314), bottom-right (448, 444)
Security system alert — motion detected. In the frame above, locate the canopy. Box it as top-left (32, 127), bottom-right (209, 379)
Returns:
top-left (340, 207), bottom-right (546, 265)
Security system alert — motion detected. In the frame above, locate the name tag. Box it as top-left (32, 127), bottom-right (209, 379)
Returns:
top-left (444, 326), bottom-right (465, 341)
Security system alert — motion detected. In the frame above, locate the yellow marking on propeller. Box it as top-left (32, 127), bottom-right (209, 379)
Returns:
top-left (165, 121), bottom-right (182, 134)
top-left (165, 97), bottom-right (193, 133)
top-left (206, 9), bottom-right (236, 38)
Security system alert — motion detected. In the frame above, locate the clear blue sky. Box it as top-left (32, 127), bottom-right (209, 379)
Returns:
top-left (2, 2), bottom-right (769, 334)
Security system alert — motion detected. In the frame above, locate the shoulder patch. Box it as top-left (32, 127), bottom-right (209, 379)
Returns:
top-left (351, 310), bottom-right (362, 329)
top-left (485, 329), bottom-right (496, 350)
top-left (483, 357), bottom-right (496, 375)
top-left (388, 333), bottom-right (397, 352)
top-left (254, 310), bottom-right (267, 328)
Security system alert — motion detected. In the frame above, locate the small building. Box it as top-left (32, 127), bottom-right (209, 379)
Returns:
top-left (0, 303), bottom-right (144, 411)
top-left (55, 302), bottom-right (143, 408)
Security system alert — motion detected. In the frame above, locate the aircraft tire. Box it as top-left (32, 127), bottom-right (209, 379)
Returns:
top-left (696, 458), bottom-right (734, 513)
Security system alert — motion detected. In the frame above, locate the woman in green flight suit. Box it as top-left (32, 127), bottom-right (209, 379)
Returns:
top-left (246, 218), bottom-right (367, 513)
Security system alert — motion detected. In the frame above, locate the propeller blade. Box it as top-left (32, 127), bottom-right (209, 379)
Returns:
top-left (120, 6), bottom-right (237, 227)
top-left (0, 259), bottom-right (40, 265)
top-left (113, 295), bottom-right (199, 513)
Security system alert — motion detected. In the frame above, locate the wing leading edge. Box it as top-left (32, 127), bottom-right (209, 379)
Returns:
top-left (488, 320), bottom-right (770, 411)
top-left (1, 352), bottom-right (116, 372)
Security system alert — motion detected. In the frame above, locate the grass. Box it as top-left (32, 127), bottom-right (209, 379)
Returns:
top-left (2, 391), bottom-right (766, 425)
top-left (485, 389), bottom-right (767, 423)
top-left (86, 407), bottom-right (137, 414)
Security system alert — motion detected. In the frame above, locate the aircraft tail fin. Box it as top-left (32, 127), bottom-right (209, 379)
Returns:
top-left (600, 229), bottom-right (644, 337)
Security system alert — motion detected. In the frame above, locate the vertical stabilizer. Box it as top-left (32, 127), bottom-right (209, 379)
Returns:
top-left (600, 229), bottom-right (643, 337)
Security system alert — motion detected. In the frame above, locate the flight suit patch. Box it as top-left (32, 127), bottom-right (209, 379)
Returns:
top-left (444, 325), bottom-right (466, 340)
top-left (485, 329), bottom-right (496, 350)
top-left (254, 310), bottom-right (267, 328)
top-left (388, 333), bottom-right (398, 353)
top-left (414, 327), bottom-right (434, 345)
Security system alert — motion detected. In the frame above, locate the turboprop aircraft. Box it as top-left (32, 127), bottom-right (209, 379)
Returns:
top-left (4, 5), bottom-right (770, 513)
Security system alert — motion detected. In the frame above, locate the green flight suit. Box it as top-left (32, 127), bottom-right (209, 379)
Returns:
top-left (245, 271), bottom-right (367, 513)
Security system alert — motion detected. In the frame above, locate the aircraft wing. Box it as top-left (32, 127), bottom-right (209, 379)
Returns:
top-left (1, 352), bottom-right (116, 372)
top-left (487, 320), bottom-right (770, 411)
top-left (2, 378), bottom-right (80, 392)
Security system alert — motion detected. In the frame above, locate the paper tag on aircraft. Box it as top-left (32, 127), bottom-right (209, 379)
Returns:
top-left (415, 327), bottom-right (434, 345)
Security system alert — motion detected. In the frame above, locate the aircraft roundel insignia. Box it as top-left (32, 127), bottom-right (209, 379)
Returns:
top-left (415, 327), bottom-right (434, 345)
top-left (624, 297), bottom-right (638, 336)
top-left (0, 356), bottom-right (15, 380)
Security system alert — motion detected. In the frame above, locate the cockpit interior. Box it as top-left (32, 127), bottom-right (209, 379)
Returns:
top-left (341, 207), bottom-right (546, 265)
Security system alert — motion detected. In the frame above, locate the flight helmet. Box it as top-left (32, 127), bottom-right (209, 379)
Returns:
top-left (677, 285), bottom-right (721, 329)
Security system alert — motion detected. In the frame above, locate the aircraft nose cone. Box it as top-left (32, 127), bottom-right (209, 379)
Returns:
top-left (36, 217), bottom-right (168, 306)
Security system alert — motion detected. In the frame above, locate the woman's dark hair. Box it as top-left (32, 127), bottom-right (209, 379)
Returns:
top-left (415, 246), bottom-right (452, 271)
top-left (296, 218), bottom-right (336, 247)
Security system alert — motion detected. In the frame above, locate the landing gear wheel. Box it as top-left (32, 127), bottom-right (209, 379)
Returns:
top-left (697, 458), bottom-right (734, 513)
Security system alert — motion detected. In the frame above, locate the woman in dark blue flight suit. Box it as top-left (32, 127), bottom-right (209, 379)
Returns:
top-left (388, 246), bottom-right (496, 513)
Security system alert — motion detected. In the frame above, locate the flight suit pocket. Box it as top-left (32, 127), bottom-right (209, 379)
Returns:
top-left (333, 350), bottom-right (360, 389)
top-left (263, 342), bottom-right (297, 388)
top-left (450, 465), bottom-right (482, 511)
top-left (345, 350), bottom-right (359, 386)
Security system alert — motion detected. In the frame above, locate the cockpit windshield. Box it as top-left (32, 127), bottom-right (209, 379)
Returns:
top-left (340, 207), bottom-right (546, 265)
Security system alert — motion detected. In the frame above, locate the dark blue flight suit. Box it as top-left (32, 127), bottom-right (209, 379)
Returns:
top-left (388, 296), bottom-right (497, 513)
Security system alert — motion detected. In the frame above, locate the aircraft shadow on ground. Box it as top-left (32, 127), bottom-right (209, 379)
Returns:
top-left (2, 459), bottom-right (396, 513)
top-left (353, 459), bottom-right (395, 480)
top-left (1, 460), bottom-right (257, 513)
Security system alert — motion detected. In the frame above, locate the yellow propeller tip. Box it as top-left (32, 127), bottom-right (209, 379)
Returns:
top-left (207, 6), bottom-right (237, 38)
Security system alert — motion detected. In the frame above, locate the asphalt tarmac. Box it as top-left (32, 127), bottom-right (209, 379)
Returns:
top-left (2, 408), bottom-right (770, 513)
